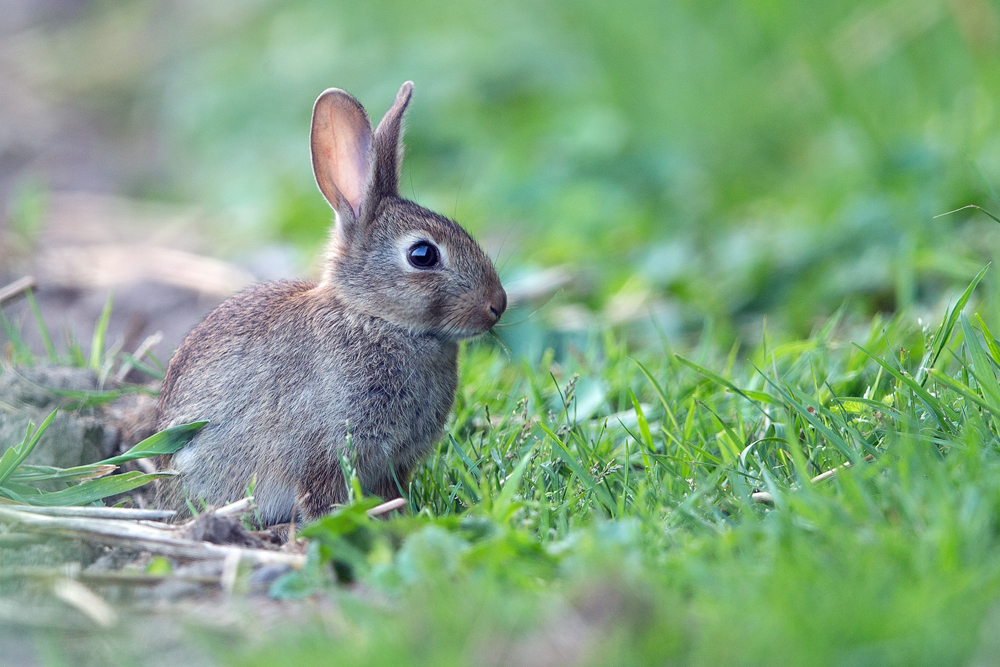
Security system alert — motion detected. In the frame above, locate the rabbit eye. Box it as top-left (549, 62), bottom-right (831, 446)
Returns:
top-left (407, 242), bottom-right (440, 269)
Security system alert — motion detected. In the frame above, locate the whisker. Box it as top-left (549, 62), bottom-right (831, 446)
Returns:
top-left (493, 288), bottom-right (566, 328)
top-left (453, 166), bottom-right (469, 220)
top-left (494, 227), bottom-right (520, 278)
top-left (487, 329), bottom-right (512, 359)
top-left (493, 226), bottom-right (513, 267)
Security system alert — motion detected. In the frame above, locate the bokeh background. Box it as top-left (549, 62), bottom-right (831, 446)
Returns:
top-left (2, 0), bottom-right (1000, 360)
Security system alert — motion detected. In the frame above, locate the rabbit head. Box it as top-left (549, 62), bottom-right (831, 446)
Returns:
top-left (311, 81), bottom-right (506, 340)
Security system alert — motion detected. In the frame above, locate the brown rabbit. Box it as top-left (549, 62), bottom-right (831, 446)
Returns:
top-left (155, 82), bottom-right (506, 524)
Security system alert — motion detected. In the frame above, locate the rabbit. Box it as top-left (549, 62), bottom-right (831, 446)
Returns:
top-left (155, 82), bottom-right (506, 525)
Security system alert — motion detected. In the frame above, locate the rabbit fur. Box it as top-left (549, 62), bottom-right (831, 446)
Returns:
top-left (156, 82), bottom-right (506, 524)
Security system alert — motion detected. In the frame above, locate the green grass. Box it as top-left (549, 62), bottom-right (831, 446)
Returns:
top-left (13, 260), bottom-right (1000, 666)
top-left (0, 419), bottom-right (202, 507)
top-left (107, 268), bottom-right (987, 666)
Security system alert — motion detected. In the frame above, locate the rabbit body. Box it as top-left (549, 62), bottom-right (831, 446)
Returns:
top-left (157, 279), bottom-right (458, 524)
top-left (156, 83), bottom-right (505, 523)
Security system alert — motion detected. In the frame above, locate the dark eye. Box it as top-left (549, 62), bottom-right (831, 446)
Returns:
top-left (407, 242), bottom-right (440, 269)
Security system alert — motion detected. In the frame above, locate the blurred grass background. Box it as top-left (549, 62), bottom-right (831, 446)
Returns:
top-left (3, 0), bottom-right (1000, 349)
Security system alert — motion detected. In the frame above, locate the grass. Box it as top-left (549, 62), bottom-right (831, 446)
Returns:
top-left (0, 418), bottom-right (202, 507)
top-left (11, 259), bottom-right (1000, 665)
top-left (111, 266), bottom-right (992, 666)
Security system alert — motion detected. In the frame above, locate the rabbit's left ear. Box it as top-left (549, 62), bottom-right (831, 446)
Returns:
top-left (369, 81), bottom-right (414, 201)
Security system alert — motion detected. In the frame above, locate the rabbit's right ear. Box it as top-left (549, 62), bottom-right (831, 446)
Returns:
top-left (311, 89), bottom-right (374, 229)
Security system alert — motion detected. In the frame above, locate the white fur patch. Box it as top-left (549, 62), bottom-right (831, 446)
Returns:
top-left (172, 445), bottom-right (197, 472)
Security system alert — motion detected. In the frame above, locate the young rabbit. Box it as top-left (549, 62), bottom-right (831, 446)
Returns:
top-left (156, 82), bottom-right (506, 524)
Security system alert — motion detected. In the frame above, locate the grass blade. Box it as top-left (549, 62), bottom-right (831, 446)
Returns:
top-left (492, 450), bottom-right (533, 522)
top-left (675, 354), bottom-right (778, 409)
top-left (934, 204), bottom-right (1000, 225)
top-left (959, 314), bottom-right (1000, 412)
top-left (24, 288), bottom-right (57, 362)
top-left (631, 358), bottom-right (682, 433)
top-left (754, 371), bottom-right (861, 464)
top-left (89, 292), bottom-right (114, 372)
top-left (0, 410), bottom-right (57, 487)
top-left (928, 369), bottom-right (1000, 417)
top-left (537, 422), bottom-right (615, 513)
top-left (920, 264), bottom-right (988, 383)
top-left (629, 389), bottom-right (654, 468)
top-left (102, 421), bottom-right (207, 466)
top-left (853, 344), bottom-right (953, 431)
top-left (22, 471), bottom-right (175, 506)
top-left (450, 434), bottom-right (482, 479)
top-left (10, 463), bottom-right (117, 484)
top-left (0, 308), bottom-right (33, 366)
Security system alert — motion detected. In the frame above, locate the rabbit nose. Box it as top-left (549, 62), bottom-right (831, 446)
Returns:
top-left (488, 288), bottom-right (507, 323)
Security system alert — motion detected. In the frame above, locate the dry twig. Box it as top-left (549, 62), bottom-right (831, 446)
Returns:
top-left (7, 506), bottom-right (176, 521)
top-left (751, 455), bottom-right (875, 506)
top-left (214, 497), bottom-right (255, 518)
top-left (0, 276), bottom-right (36, 305)
top-left (0, 566), bottom-right (219, 587)
top-left (0, 507), bottom-right (305, 567)
top-left (367, 498), bottom-right (407, 517)
top-left (115, 330), bottom-right (164, 382)
top-left (52, 578), bottom-right (118, 628)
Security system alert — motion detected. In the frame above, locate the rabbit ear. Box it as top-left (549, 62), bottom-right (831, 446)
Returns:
top-left (370, 81), bottom-right (414, 200)
top-left (311, 89), bottom-right (374, 223)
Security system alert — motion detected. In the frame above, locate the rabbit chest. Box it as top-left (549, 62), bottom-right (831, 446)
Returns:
top-left (310, 303), bottom-right (461, 473)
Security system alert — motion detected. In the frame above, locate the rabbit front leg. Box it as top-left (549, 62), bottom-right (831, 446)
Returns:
top-left (295, 461), bottom-right (348, 522)
top-left (369, 465), bottom-right (408, 502)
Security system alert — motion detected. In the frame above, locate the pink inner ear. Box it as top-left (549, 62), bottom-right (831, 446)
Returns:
top-left (328, 122), bottom-right (371, 218)
top-left (312, 91), bottom-right (373, 218)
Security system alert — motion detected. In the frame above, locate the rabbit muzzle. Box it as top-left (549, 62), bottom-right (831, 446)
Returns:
top-left (488, 285), bottom-right (507, 324)
top-left (438, 284), bottom-right (507, 339)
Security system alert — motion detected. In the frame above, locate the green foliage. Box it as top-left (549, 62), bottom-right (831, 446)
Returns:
top-left (88, 293), bottom-right (115, 376)
top-left (188, 269), bottom-right (1000, 664)
top-left (0, 420), bottom-right (205, 506)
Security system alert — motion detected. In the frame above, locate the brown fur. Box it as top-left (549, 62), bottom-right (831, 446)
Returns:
top-left (155, 83), bottom-right (505, 524)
